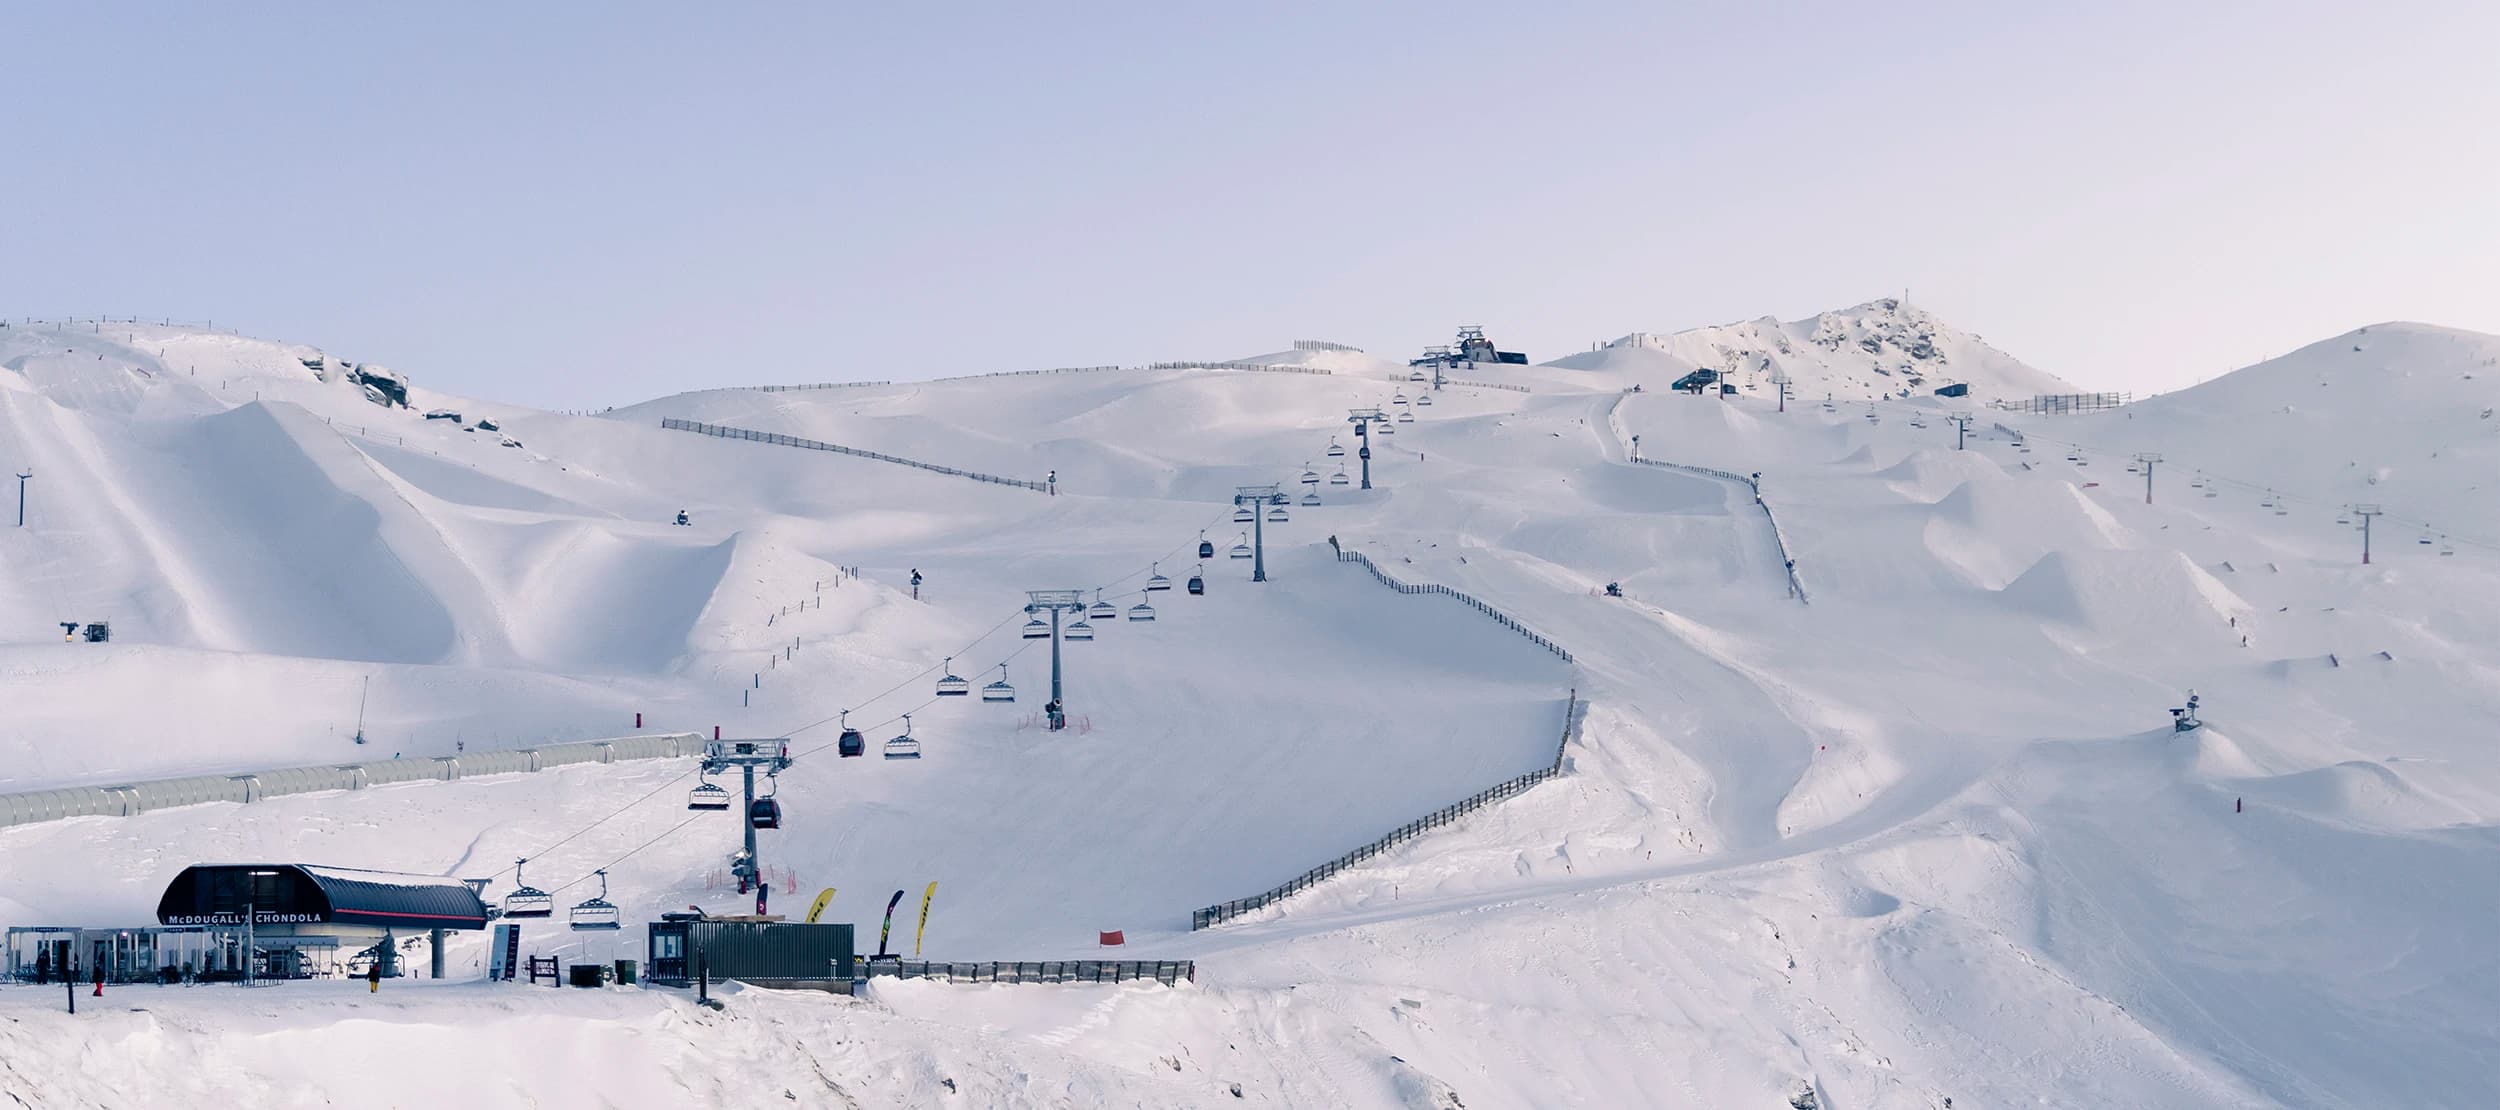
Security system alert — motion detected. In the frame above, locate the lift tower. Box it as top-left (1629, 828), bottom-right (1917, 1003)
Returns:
top-left (704, 737), bottom-right (793, 914)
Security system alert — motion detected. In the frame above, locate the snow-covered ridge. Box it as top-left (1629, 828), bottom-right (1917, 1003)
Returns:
top-left (1549, 298), bottom-right (2078, 402)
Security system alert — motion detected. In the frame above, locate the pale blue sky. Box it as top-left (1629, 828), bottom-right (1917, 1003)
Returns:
top-left (6, 2), bottom-right (2495, 407)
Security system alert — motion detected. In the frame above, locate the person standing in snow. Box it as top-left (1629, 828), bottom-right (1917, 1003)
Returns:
top-left (367, 962), bottom-right (382, 993)
top-left (33, 946), bottom-right (49, 985)
top-left (91, 962), bottom-right (104, 997)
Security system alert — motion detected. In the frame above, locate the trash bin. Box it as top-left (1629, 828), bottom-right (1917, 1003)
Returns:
top-left (612, 960), bottom-right (637, 986)
top-left (569, 964), bottom-right (606, 988)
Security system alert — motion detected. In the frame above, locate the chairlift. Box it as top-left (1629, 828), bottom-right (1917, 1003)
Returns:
top-left (935, 658), bottom-right (970, 697)
top-left (569, 870), bottom-right (622, 931)
top-left (1396, 411), bottom-right (1414, 423)
top-left (1021, 614), bottom-right (1050, 640)
top-left (1198, 531), bottom-right (1214, 560)
top-left (1391, 391), bottom-right (1408, 406)
top-left (2260, 493), bottom-right (2277, 509)
top-left (1233, 505), bottom-right (1255, 523)
top-left (502, 859), bottom-right (554, 919)
top-left (885, 714), bottom-right (921, 759)
top-left (687, 780), bottom-right (732, 811)
top-left (2440, 536), bottom-right (2455, 556)
top-left (749, 794), bottom-right (782, 830)
top-left (1064, 617), bottom-right (1094, 642)
top-left (1302, 467), bottom-right (1320, 485)
top-left (2203, 488), bottom-right (2218, 498)
top-left (1326, 439), bottom-right (1346, 458)
top-left (1230, 538), bottom-right (1252, 559)
top-left (1330, 467), bottom-right (1350, 486)
top-left (837, 710), bottom-right (865, 758)
top-left (2336, 512), bottom-right (2351, 526)
top-left (1268, 504), bottom-right (1289, 522)
top-left (982, 665), bottom-right (1016, 702)
top-left (1187, 564), bottom-right (1205, 594)
top-left (1414, 394), bottom-right (1432, 406)
top-left (1301, 491), bottom-right (1320, 506)
top-left (1089, 590), bottom-right (1116, 621)
top-left (1146, 563), bottom-right (1172, 591)
top-left (2419, 531), bottom-right (2435, 545)
top-left (1408, 370), bottom-right (1428, 382)
top-left (1128, 600), bottom-right (1157, 622)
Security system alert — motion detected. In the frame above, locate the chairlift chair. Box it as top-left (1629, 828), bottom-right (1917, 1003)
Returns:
top-left (502, 859), bottom-right (554, 919)
top-left (1301, 491), bottom-right (1319, 506)
top-left (1088, 590), bottom-right (1116, 621)
top-left (2419, 532), bottom-right (2435, 545)
top-left (935, 658), bottom-right (970, 697)
top-left (1233, 505), bottom-right (1255, 523)
top-left (1230, 538), bottom-right (1252, 559)
top-left (1198, 531), bottom-right (1215, 560)
top-left (1376, 421), bottom-right (1394, 436)
top-left (1326, 439), bottom-right (1346, 458)
top-left (1414, 394), bottom-right (1432, 406)
top-left (687, 780), bottom-right (732, 811)
top-left (1187, 565), bottom-right (1205, 594)
top-left (1268, 505), bottom-right (1289, 522)
top-left (569, 870), bottom-right (622, 931)
top-left (1409, 370), bottom-right (1427, 382)
top-left (1021, 615), bottom-right (1050, 640)
top-left (1391, 391), bottom-right (1407, 405)
top-left (982, 665), bottom-right (1016, 702)
top-left (1128, 600), bottom-right (1157, 622)
top-left (1146, 563), bottom-right (1172, 591)
top-left (2440, 537), bottom-right (2455, 556)
top-left (1302, 468), bottom-right (1320, 485)
top-left (1396, 410), bottom-right (1414, 423)
top-left (1330, 467), bottom-right (1350, 486)
top-left (837, 710), bottom-right (865, 758)
top-left (1064, 617), bottom-right (1094, 642)
top-left (885, 715), bottom-right (921, 759)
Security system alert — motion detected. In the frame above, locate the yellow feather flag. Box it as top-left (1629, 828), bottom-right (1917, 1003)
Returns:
top-left (914, 882), bottom-right (938, 956)
top-left (804, 887), bottom-right (836, 925)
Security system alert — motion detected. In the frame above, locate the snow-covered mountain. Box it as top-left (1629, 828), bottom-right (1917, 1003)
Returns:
top-left (1, 311), bottom-right (2495, 1108)
top-left (1549, 298), bottom-right (2079, 402)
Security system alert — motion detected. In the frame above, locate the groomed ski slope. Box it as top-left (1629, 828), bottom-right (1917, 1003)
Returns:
top-left (0, 315), bottom-right (2495, 1108)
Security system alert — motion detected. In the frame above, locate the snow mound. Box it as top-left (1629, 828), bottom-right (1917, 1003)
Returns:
top-left (1925, 477), bottom-right (2130, 589)
top-left (1996, 549), bottom-right (2249, 649)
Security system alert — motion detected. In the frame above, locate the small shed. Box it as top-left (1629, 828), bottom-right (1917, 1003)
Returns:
top-left (647, 915), bottom-right (856, 991)
top-left (1933, 382), bottom-right (1970, 398)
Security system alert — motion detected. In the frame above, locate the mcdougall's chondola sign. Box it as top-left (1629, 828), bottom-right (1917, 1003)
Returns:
top-left (165, 911), bottom-right (323, 925)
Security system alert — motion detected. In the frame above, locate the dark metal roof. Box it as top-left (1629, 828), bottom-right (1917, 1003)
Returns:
top-left (157, 864), bottom-right (490, 930)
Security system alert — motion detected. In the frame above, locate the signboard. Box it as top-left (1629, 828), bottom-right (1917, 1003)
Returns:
top-left (488, 923), bottom-right (520, 981)
top-left (164, 911), bottom-right (322, 925)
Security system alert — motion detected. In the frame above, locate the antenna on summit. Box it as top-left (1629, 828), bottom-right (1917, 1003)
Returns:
top-left (353, 675), bottom-right (370, 746)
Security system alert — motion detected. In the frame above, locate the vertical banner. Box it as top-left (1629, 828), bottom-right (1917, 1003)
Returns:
top-left (875, 889), bottom-right (905, 957)
top-left (805, 887), bottom-right (837, 925)
top-left (914, 882), bottom-right (938, 957)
